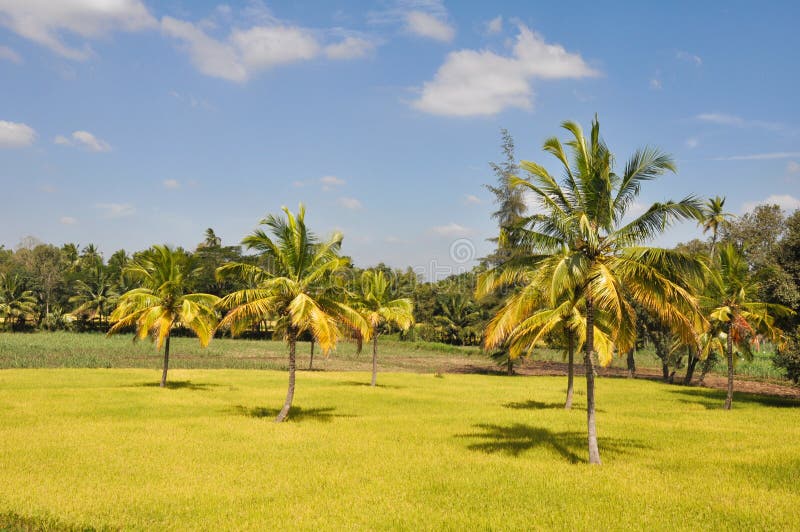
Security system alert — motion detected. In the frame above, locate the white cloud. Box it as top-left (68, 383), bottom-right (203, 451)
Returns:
top-left (412, 24), bottom-right (598, 117)
top-left (338, 197), bottom-right (362, 209)
top-left (169, 90), bottom-right (213, 110)
top-left (0, 120), bottom-right (35, 147)
top-left (232, 25), bottom-right (319, 69)
top-left (787, 161), bottom-right (800, 174)
top-left (432, 222), bottom-right (471, 237)
top-left (713, 152), bottom-right (800, 161)
top-left (319, 175), bottom-right (345, 187)
top-left (324, 36), bottom-right (375, 59)
top-left (405, 11), bottom-right (454, 42)
top-left (743, 194), bottom-right (800, 213)
top-left (685, 137), bottom-right (699, 149)
top-left (95, 203), bottom-right (135, 219)
top-left (54, 130), bottom-right (111, 152)
top-left (161, 16), bottom-right (247, 82)
top-left (0, 45), bottom-right (21, 63)
top-left (162, 13), bottom-right (371, 82)
top-left (649, 77), bottom-right (662, 90)
top-left (38, 184), bottom-right (57, 193)
top-left (163, 179), bottom-right (180, 189)
top-left (696, 113), bottom-right (786, 132)
top-left (463, 194), bottom-right (482, 205)
top-left (676, 50), bottom-right (702, 66)
top-left (0, 0), bottom-right (156, 60)
top-left (59, 216), bottom-right (77, 225)
top-left (486, 16), bottom-right (503, 34)
top-left (697, 113), bottom-right (743, 126)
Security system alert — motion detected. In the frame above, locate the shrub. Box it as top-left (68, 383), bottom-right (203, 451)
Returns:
top-left (773, 327), bottom-right (800, 384)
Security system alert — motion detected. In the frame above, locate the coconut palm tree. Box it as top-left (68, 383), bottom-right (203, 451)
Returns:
top-left (0, 273), bottom-right (37, 331)
top-left (107, 245), bottom-right (219, 387)
top-left (479, 261), bottom-right (614, 409)
top-left (216, 205), bottom-right (369, 422)
top-left (356, 270), bottom-right (414, 386)
top-left (703, 243), bottom-right (793, 409)
top-left (69, 265), bottom-right (119, 324)
top-left (482, 116), bottom-right (704, 464)
top-left (700, 196), bottom-right (735, 250)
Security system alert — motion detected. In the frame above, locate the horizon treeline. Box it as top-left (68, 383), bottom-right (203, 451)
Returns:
top-left (1, 131), bottom-right (799, 384)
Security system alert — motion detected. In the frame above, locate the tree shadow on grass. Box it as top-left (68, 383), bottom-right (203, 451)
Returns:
top-left (230, 405), bottom-right (355, 422)
top-left (668, 388), bottom-right (800, 409)
top-left (502, 399), bottom-right (603, 413)
top-left (132, 380), bottom-right (220, 391)
top-left (504, 400), bottom-right (567, 410)
top-left (456, 423), bottom-right (647, 464)
top-left (335, 380), bottom-right (406, 390)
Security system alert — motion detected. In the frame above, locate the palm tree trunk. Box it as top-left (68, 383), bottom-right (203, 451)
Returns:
top-left (507, 353), bottom-right (513, 376)
top-left (626, 348), bottom-right (636, 378)
top-left (276, 328), bottom-right (297, 422)
top-left (160, 334), bottom-right (170, 388)
top-left (370, 331), bottom-right (378, 386)
top-left (698, 355), bottom-right (713, 385)
top-left (684, 349), bottom-right (699, 385)
top-left (724, 323), bottom-right (734, 410)
top-left (309, 338), bottom-right (315, 370)
top-left (565, 331), bottom-right (574, 410)
top-left (584, 299), bottom-right (601, 465)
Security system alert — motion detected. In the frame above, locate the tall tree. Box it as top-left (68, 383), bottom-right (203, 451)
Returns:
top-left (485, 128), bottom-right (527, 264)
top-left (0, 273), bottom-right (37, 331)
top-left (699, 196), bottom-right (735, 250)
top-left (482, 116), bottom-right (703, 464)
top-left (16, 244), bottom-right (66, 319)
top-left (108, 245), bottom-right (219, 387)
top-left (702, 243), bottom-right (793, 409)
top-left (69, 265), bottom-right (119, 324)
top-left (216, 205), bottom-right (369, 422)
top-left (357, 270), bottom-right (414, 386)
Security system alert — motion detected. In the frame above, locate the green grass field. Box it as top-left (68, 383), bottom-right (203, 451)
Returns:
top-left (0, 331), bottom-right (788, 382)
top-left (1, 368), bottom-right (799, 530)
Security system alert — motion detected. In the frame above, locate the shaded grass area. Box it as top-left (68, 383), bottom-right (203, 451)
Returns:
top-left (0, 369), bottom-right (799, 529)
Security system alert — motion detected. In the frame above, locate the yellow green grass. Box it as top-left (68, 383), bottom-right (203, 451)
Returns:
top-left (1, 369), bottom-right (799, 530)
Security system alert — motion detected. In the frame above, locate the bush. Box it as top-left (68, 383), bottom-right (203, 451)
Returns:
top-left (773, 327), bottom-right (800, 384)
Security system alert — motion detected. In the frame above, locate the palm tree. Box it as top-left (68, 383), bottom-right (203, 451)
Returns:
top-left (431, 292), bottom-right (482, 345)
top-left (357, 270), bottom-right (414, 386)
top-left (703, 243), bottom-right (793, 409)
top-left (479, 263), bottom-right (614, 409)
top-left (482, 116), bottom-right (704, 464)
top-left (0, 273), bottom-right (37, 331)
top-left (700, 196), bottom-right (735, 250)
top-left (216, 205), bottom-right (369, 422)
top-left (69, 265), bottom-right (119, 324)
top-left (80, 243), bottom-right (103, 269)
top-left (107, 245), bottom-right (219, 387)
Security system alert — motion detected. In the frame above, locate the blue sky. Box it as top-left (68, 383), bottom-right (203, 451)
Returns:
top-left (1, 0), bottom-right (798, 278)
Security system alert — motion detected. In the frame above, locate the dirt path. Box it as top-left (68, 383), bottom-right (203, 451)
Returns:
top-left (500, 359), bottom-right (800, 400)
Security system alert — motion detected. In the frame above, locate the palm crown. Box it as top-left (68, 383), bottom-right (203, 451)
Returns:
top-left (108, 245), bottom-right (219, 386)
top-left (0, 273), bottom-right (37, 330)
top-left (217, 205), bottom-right (368, 351)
